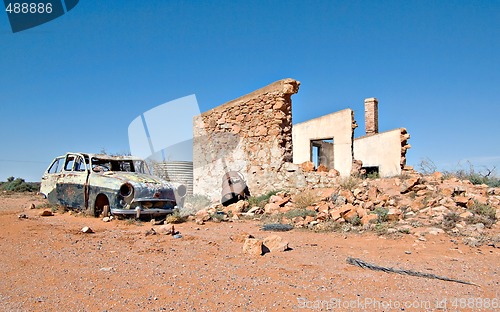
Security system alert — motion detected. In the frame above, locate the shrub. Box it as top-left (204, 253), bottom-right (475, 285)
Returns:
top-left (293, 190), bottom-right (320, 209)
top-left (443, 161), bottom-right (500, 187)
top-left (247, 190), bottom-right (281, 209)
top-left (166, 210), bottom-right (185, 224)
top-left (465, 200), bottom-right (496, 228)
top-left (442, 212), bottom-right (460, 229)
top-left (0, 177), bottom-right (39, 192)
top-left (348, 215), bottom-right (362, 226)
top-left (340, 176), bottom-right (360, 191)
top-left (180, 194), bottom-right (212, 217)
top-left (373, 207), bottom-right (388, 223)
top-left (284, 208), bottom-right (316, 219)
top-left (469, 200), bottom-right (496, 220)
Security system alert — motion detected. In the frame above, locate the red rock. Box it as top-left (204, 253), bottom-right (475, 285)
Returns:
top-left (328, 169), bottom-right (340, 177)
top-left (400, 177), bottom-right (420, 193)
top-left (304, 216), bottom-right (315, 224)
top-left (300, 161), bottom-right (315, 172)
top-left (195, 209), bottom-right (211, 222)
top-left (243, 238), bottom-right (263, 256)
top-left (263, 235), bottom-right (289, 252)
top-left (387, 208), bottom-right (402, 221)
top-left (342, 210), bottom-right (359, 223)
top-left (232, 232), bottom-right (254, 243)
top-left (361, 214), bottom-right (378, 225)
top-left (40, 210), bottom-right (53, 216)
top-left (264, 203), bottom-right (280, 214)
top-left (453, 195), bottom-right (470, 207)
top-left (329, 210), bottom-right (342, 221)
top-left (317, 164), bottom-right (328, 172)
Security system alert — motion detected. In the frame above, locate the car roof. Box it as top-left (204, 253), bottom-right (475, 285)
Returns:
top-left (62, 152), bottom-right (145, 161)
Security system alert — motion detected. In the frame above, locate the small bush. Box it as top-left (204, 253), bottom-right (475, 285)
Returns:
top-left (373, 207), bottom-right (389, 223)
top-left (442, 212), bottom-right (460, 229)
top-left (374, 223), bottom-right (388, 235)
top-left (348, 215), bottom-right (362, 226)
top-left (284, 208), bottom-right (316, 219)
top-left (166, 210), bottom-right (184, 224)
top-left (313, 221), bottom-right (341, 232)
top-left (293, 190), bottom-right (320, 209)
top-left (180, 194), bottom-right (212, 217)
top-left (468, 201), bottom-right (496, 220)
top-left (0, 177), bottom-right (39, 192)
top-left (443, 161), bottom-right (500, 187)
top-left (365, 171), bottom-right (380, 179)
top-left (340, 176), bottom-right (360, 191)
top-left (247, 190), bottom-right (281, 209)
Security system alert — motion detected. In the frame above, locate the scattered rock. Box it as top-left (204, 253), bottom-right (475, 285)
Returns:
top-left (81, 226), bottom-right (94, 233)
top-left (18, 214), bottom-right (28, 219)
top-left (264, 203), bottom-right (280, 214)
top-left (300, 161), bottom-right (315, 172)
top-left (231, 232), bottom-right (254, 243)
top-left (263, 235), bottom-right (289, 252)
top-left (145, 228), bottom-right (157, 236)
top-left (316, 164), bottom-right (328, 172)
top-left (30, 203), bottom-right (36, 209)
top-left (195, 209), bottom-right (210, 224)
top-left (400, 177), bottom-right (420, 193)
top-left (99, 267), bottom-right (114, 272)
top-left (225, 200), bottom-right (248, 213)
top-left (40, 210), bottom-right (53, 217)
top-left (102, 217), bottom-right (111, 222)
top-left (243, 238), bottom-right (263, 256)
top-left (151, 219), bottom-right (164, 225)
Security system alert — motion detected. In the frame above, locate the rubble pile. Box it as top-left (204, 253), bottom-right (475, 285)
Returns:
top-left (191, 170), bottom-right (500, 245)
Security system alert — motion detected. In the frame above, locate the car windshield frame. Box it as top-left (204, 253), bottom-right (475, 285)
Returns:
top-left (90, 157), bottom-right (150, 174)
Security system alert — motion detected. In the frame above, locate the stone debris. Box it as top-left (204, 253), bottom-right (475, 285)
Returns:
top-left (243, 238), bottom-right (263, 256)
top-left (263, 235), bottom-right (289, 252)
top-left (18, 214), bottom-right (28, 219)
top-left (178, 170), bottom-right (498, 247)
top-left (30, 203), bottom-right (35, 209)
top-left (151, 219), bottom-right (164, 225)
top-left (40, 210), bottom-right (53, 217)
top-left (145, 228), bottom-right (157, 236)
top-left (81, 226), bottom-right (94, 233)
top-left (231, 232), bottom-right (254, 243)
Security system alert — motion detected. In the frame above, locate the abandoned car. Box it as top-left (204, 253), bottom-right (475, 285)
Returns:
top-left (40, 152), bottom-right (186, 217)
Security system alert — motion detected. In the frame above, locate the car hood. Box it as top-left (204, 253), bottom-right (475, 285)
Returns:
top-left (101, 171), bottom-right (171, 186)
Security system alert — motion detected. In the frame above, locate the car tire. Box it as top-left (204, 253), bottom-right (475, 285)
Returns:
top-left (94, 194), bottom-right (109, 217)
top-left (103, 205), bottom-right (110, 217)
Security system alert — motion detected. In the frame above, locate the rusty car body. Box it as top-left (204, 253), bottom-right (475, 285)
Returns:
top-left (40, 152), bottom-right (186, 217)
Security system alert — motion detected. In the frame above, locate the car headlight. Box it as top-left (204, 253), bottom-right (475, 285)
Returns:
top-left (176, 184), bottom-right (187, 198)
top-left (120, 183), bottom-right (134, 198)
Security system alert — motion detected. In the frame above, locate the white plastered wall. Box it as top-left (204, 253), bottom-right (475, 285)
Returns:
top-left (292, 109), bottom-right (354, 176)
top-left (353, 129), bottom-right (402, 177)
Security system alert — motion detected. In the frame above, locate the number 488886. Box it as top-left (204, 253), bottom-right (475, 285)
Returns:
top-left (5, 2), bottom-right (53, 14)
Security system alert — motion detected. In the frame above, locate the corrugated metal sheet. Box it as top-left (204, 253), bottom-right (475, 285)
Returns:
top-left (155, 161), bottom-right (193, 195)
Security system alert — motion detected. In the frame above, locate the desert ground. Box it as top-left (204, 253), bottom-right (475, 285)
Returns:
top-left (0, 192), bottom-right (499, 312)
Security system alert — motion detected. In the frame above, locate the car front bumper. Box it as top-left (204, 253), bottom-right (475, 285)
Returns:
top-left (111, 207), bottom-right (177, 218)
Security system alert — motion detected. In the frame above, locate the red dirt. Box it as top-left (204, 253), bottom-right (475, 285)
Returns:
top-left (0, 193), bottom-right (499, 311)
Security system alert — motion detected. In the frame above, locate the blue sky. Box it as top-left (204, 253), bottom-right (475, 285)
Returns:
top-left (1, 0), bottom-right (499, 181)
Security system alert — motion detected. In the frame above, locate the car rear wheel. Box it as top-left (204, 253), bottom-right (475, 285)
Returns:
top-left (94, 194), bottom-right (109, 217)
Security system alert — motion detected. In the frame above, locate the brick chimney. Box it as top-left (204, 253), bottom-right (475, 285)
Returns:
top-left (364, 97), bottom-right (378, 136)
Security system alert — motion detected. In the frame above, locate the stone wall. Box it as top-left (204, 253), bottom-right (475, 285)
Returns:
top-left (193, 79), bottom-right (300, 199)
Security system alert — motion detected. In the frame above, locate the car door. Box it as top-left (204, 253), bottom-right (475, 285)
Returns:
top-left (40, 156), bottom-right (65, 204)
top-left (56, 153), bottom-right (90, 209)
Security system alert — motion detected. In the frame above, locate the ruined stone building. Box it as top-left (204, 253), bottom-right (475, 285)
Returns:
top-left (193, 78), bottom-right (410, 200)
